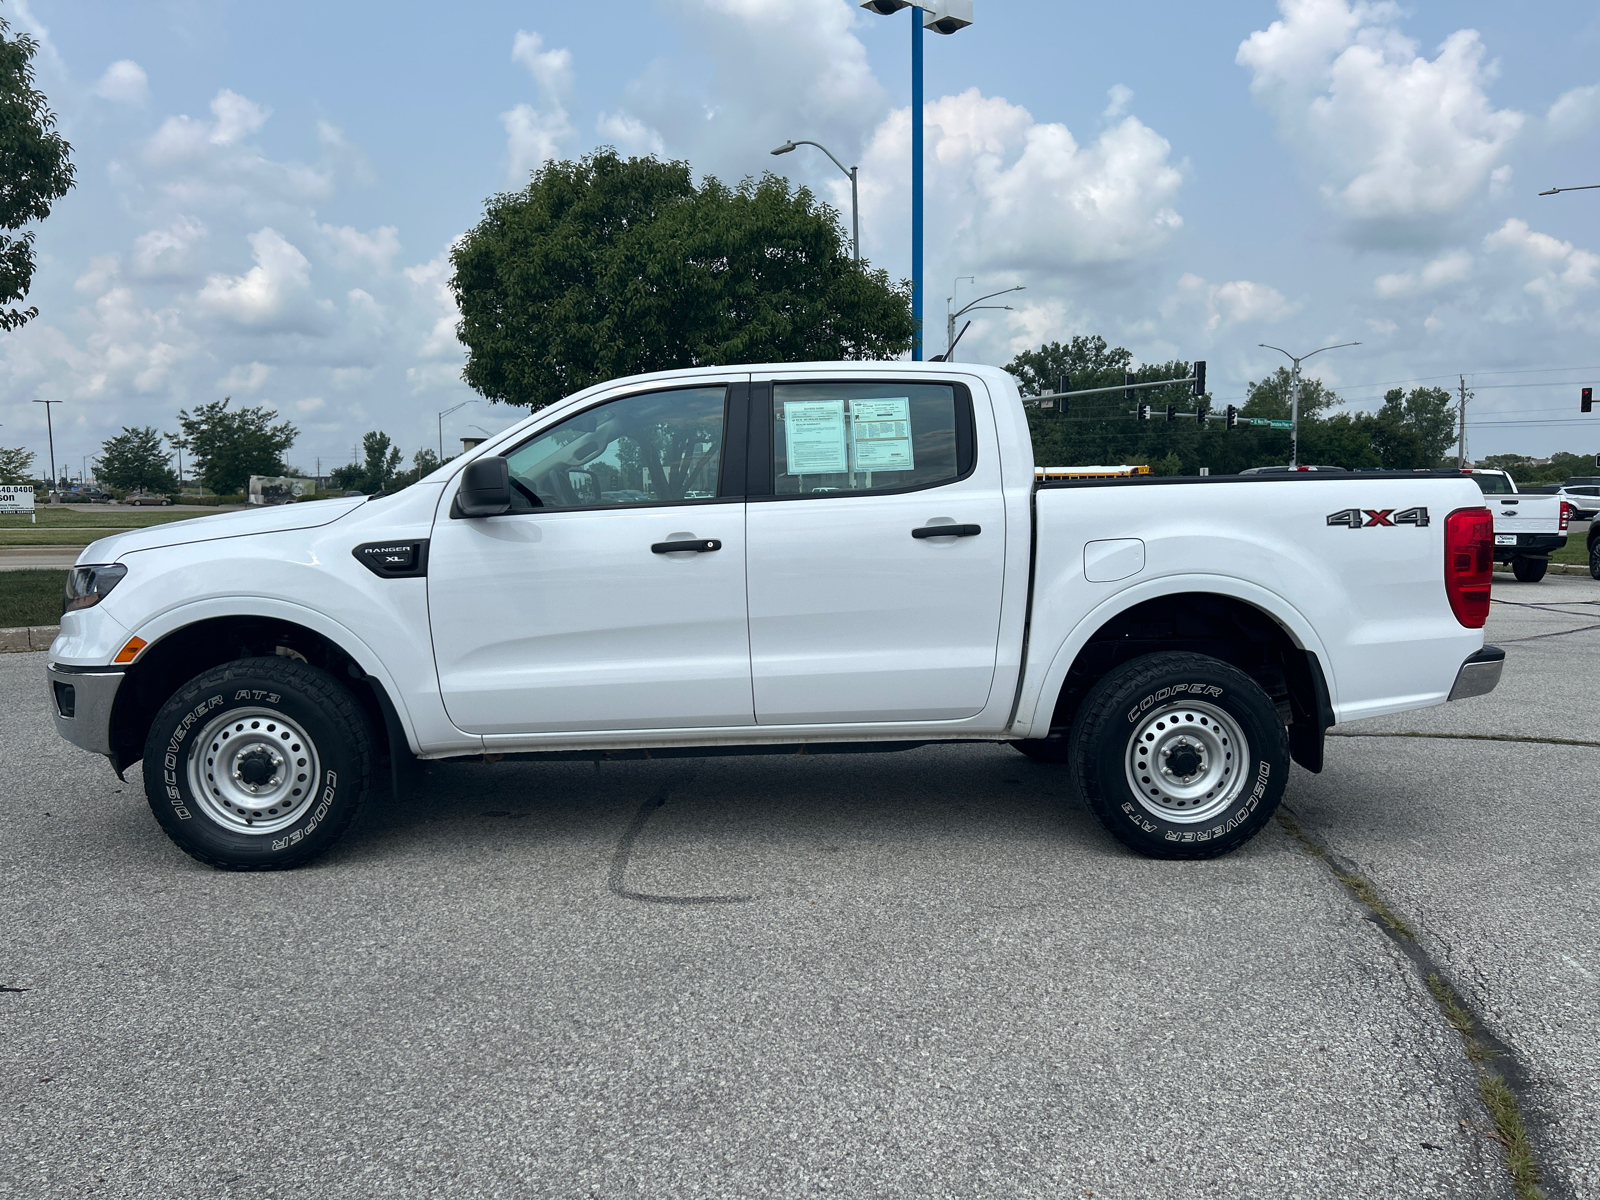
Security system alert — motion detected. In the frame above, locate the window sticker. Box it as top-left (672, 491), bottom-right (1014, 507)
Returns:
top-left (850, 398), bottom-right (914, 472)
top-left (782, 399), bottom-right (848, 475)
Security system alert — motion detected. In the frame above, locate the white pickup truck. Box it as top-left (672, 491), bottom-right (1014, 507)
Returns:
top-left (47, 362), bottom-right (1504, 869)
top-left (1466, 468), bottom-right (1571, 582)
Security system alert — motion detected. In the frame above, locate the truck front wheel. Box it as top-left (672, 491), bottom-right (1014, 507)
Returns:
top-left (141, 656), bottom-right (375, 870)
top-left (1069, 652), bottom-right (1289, 860)
top-left (1511, 556), bottom-right (1548, 583)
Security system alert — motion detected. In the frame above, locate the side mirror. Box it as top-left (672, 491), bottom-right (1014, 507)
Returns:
top-left (567, 469), bottom-right (597, 505)
top-left (457, 456), bottom-right (512, 517)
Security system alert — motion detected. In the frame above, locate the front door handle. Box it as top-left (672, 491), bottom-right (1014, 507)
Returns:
top-left (652, 539), bottom-right (722, 554)
top-left (912, 524), bottom-right (981, 539)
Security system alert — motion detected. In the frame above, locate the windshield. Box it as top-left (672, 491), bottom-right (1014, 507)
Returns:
top-left (1470, 472), bottom-right (1514, 495)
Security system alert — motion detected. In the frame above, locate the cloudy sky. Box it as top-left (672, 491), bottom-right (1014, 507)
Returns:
top-left (5, 0), bottom-right (1600, 477)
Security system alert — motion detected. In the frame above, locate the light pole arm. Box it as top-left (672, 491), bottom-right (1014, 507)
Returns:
top-left (787, 140), bottom-right (854, 181)
top-left (953, 285), bottom-right (1024, 321)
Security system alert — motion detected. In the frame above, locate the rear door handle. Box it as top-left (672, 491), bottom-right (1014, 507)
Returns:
top-left (652, 539), bottom-right (722, 554)
top-left (912, 524), bottom-right (981, 539)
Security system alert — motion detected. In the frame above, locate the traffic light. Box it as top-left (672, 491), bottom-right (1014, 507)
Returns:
top-left (1166, 404), bottom-right (1177, 423)
top-left (1196, 403), bottom-right (1208, 425)
top-left (1584, 386), bottom-right (1593, 413)
top-left (1193, 360), bottom-right (1207, 398)
top-left (1225, 405), bottom-right (1238, 430)
top-left (1125, 372), bottom-right (1136, 404)
top-left (1138, 403), bottom-right (1152, 422)
top-left (1058, 375), bottom-right (1071, 397)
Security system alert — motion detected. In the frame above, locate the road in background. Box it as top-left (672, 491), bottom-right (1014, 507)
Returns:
top-left (1, 579), bottom-right (1594, 1197)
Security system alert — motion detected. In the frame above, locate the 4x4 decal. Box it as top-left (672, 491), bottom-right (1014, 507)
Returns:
top-left (1326, 506), bottom-right (1430, 529)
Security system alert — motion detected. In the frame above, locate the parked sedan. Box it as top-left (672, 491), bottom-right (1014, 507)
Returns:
top-left (123, 492), bottom-right (174, 506)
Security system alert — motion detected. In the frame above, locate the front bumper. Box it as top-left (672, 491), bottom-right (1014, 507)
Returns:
top-left (46, 662), bottom-right (125, 756)
top-left (1447, 646), bottom-right (1505, 703)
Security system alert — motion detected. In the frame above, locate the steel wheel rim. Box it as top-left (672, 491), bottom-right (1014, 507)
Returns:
top-left (1124, 699), bottom-right (1250, 824)
top-left (187, 707), bottom-right (320, 835)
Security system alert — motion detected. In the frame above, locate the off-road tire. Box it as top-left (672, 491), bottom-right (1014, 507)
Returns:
top-left (1512, 556), bottom-right (1548, 583)
top-left (1009, 737), bottom-right (1073, 764)
top-left (1069, 652), bottom-right (1290, 860)
top-left (142, 656), bottom-right (375, 871)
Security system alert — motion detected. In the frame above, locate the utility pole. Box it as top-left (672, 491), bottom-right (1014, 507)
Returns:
top-left (1457, 376), bottom-right (1469, 468)
top-left (32, 399), bottom-right (61, 496)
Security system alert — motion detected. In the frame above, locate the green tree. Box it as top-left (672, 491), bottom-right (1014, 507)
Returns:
top-left (1369, 386), bottom-right (1457, 470)
top-left (1241, 366), bottom-right (1341, 422)
top-left (0, 443), bottom-right (34, 484)
top-left (169, 398), bottom-right (297, 495)
top-left (0, 17), bottom-right (75, 332)
top-left (96, 426), bottom-right (178, 494)
top-left (451, 151), bottom-right (916, 410)
top-left (358, 430), bottom-right (402, 492)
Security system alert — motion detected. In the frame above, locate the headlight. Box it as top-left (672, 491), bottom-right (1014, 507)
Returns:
top-left (62, 563), bottom-right (128, 613)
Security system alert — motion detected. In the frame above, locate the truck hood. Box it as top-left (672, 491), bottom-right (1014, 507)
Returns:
top-left (82, 497), bottom-right (369, 563)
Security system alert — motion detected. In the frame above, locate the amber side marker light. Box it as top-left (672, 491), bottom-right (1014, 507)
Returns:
top-left (113, 637), bottom-right (147, 664)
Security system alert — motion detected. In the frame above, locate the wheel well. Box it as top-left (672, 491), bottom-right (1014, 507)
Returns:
top-left (1045, 592), bottom-right (1333, 773)
top-left (109, 617), bottom-right (396, 773)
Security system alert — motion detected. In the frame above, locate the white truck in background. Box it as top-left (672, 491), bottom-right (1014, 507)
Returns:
top-left (1465, 468), bottom-right (1571, 582)
top-left (46, 362), bottom-right (1502, 871)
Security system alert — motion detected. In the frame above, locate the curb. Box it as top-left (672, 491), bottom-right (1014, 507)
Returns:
top-left (1493, 562), bottom-right (1592, 577)
top-left (0, 625), bottom-right (59, 653)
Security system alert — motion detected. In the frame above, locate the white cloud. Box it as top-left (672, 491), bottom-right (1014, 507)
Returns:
top-left (854, 89), bottom-right (1183, 273)
top-left (296, 397), bottom-right (325, 414)
top-left (147, 89), bottom-right (271, 163)
top-left (404, 251), bottom-right (464, 362)
top-left (94, 60), bottom-right (149, 105)
top-left (511, 31), bottom-right (574, 98)
top-left (1374, 250), bottom-right (1473, 298)
top-left (1103, 85), bottom-right (1134, 121)
top-left (501, 31), bottom-right (576, 182)
top-left (1483, 218), bottom-right (1600, 313)
top-left (597, 111), bottom-right (666, 157)
top-left (318, 223), bottom-right (401, 271)
top-left (74, 255), bottom-right (120, 295)
top-left (502, 103), bottom-right (575, 182)
top-left (1170, 274), bottom-right (1296, 331)
top-left (1546, 84), bottom-right (1600, 141)
top-left (196, 228), bottom-right (312, 325)
top-left (218, 362), bottom-right (271, 393)
top-left (1237, 0), bottom-right (1524, 221)
top-left (132, 215), bottom-right (208, 276)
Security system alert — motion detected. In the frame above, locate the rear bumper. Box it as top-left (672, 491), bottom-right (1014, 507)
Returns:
top-left (1447, 646), bottom-right (1504, 703)
top-left (45, 662), bottom-right (125, 756)
top-left (1494, 533), bottom-right (1568, 561)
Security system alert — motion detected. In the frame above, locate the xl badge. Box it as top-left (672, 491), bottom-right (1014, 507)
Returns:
top-left (1326, 507), bottom-right (1429, 529)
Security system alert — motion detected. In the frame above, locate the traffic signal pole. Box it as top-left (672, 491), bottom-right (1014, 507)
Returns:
top-left (911, 7), bottom-right (924, 361)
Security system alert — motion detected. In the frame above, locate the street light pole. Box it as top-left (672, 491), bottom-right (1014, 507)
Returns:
top-left (438, 400), bottom-right (477, 461)
top-left (32, 399), bottom-right (60, 494)
top-left (1258, 342), bottom-right (1361, 467)
top-left (1538, 184), bottom-right (1600, 196)
top-left (859, 2), bottom-right (975, 363)
top-left (942, 281), bottom-right (1023, 361)
top-left (771, 140), bottom-right (859, 261)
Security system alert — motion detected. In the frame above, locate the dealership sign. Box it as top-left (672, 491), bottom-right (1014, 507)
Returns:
top-left (0, 484), bottom-right (37, 522)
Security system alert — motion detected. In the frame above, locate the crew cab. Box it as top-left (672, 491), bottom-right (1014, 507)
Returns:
top-left (46, 363), bottom-right (1504, 869)
top-left (1465, 468), bottom-right (1570, 582)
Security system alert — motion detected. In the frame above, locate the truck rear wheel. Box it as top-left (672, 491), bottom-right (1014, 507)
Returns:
top-left (1512, 556), bottom-right (1548, 583)
top-left (141, 656), bottom-right (375, 871)
top-left (1069, 652), bottom-right (1289, 860)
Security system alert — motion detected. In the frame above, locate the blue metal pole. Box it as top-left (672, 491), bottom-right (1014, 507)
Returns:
top-left (911, 5), bottom-right (924, 361)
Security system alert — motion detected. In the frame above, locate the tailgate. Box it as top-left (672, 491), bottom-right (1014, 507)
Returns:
top-left (1491, 497), bottom-right (1561, 534)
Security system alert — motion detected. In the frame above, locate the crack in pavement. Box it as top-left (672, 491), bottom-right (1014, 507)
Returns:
top-left (607, 773), bottom-right (755, 906)
top-left (1329, 731), bottom-right (1600, 751)
top-left (1276, 808), bottom-right (1559, 1200)
top-left (1496, 623), bottom-right (1600, 644)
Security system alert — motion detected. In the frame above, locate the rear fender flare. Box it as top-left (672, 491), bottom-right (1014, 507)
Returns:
top-left (1015, 574), bottom-right (1335, 741)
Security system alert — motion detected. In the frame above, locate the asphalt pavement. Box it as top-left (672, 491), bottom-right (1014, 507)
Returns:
top-left (2, 575), bottom-right (1595, 1199)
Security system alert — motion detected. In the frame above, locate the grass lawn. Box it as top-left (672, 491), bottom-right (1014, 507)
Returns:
top-left (0, 506), bottom-right (219, 546)
top-left (0, 570), bottom-right (68, 627)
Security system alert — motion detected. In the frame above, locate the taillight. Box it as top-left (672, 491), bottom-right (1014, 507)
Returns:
top-left (1444, 507), bottom-right (1493, 628)
top-left (1560, 501), bottom-right (1572, 532)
